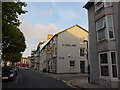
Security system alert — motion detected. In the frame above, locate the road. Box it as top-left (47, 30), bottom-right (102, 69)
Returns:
top-left (2, 68), bottom-right (73, 89)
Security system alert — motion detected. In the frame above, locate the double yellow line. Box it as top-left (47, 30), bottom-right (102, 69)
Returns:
top-left (66, 80), bottom-right (76, 88)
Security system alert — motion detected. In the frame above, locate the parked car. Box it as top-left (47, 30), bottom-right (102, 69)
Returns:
top-left (0, 70), bottom-right (1, 78)
top-left (2, 66), bottom-right (16, 81)
top-left (13, 66), bottom-right (19, 76)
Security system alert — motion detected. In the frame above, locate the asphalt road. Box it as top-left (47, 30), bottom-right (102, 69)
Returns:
top-left (2, 68), bottom-right (72, 89)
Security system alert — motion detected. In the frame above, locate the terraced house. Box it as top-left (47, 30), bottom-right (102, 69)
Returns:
top-left (84, 1), bottom-right (120, 88)
top-left (38, 25), bottom-right (88, 74)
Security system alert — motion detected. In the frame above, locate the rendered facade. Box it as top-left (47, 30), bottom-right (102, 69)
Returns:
top-left (84, 1), bottom-right (120, 88)
top-left (38, 25), bottom-right (89, 74)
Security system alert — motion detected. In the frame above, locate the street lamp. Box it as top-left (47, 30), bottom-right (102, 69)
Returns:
top-left (83, 40), bottom-right (90, 83)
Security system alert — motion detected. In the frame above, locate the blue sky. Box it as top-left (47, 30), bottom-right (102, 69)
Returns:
top-left (19, 2), bottom-right (88, 57)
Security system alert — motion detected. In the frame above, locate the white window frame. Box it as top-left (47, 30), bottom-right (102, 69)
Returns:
top-left (104, 0), bottom-right (112, 7)
top-left (109, 51), bottom-right (118, 79)
top-left (96, 17), bottom-right (106, 41)
top-left (96, 18), bottom-right (105, 30)
top-left (96, 15), bottom-right (115, 42)
top-left (95, 0), bottom-right (112, 13)
top-left (99, 52), bottom-right (109, 78)
top-left (95, 1), bottom-right (104, 12)
top-left (99, 51), bottom-right (118, 79)
top-left (105, 15), bottom-right (115, 40)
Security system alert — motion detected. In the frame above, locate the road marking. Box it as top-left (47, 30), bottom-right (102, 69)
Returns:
top-left (66, 80), bottom-right (77, 89)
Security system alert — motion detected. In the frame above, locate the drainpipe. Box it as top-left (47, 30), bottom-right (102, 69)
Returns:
top-left (83, 40), bottom-right (90, 83)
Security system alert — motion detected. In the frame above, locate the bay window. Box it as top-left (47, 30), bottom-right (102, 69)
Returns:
top-left (96, 15), bottom-right (115, 41)
top-left (96, 17), bottom-right (106, 41)
top-left (95, 1), bottom-right (104, 11)
top-left (99, 52), bottom-right (118, 78)
top-left (106, 15), bottom-right (115, 39)
top-left (111, 52), bottom-right (118, 78)
top-left (104, 0), bottom-right (112, 7)
top-left (95, 0), bottom-right (112, 12)
top-left (99, 53), bottom-right (109, 76)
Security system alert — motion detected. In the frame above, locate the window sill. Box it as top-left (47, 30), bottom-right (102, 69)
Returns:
top-left (99, 76), bottom-right (110, 80)
top-left (97, 39), bottom-right (107, 44)
top-left (95, 5), bottom-right (113, 15)
top-left (99, 76), bottom-right (119, 80)
top-left (107, 38), bottom-right (116, 41)
top-left (97, 38), bottom-right (116, 44)
top-left (80, 56), bottom-right (85, 58)
top-left (104, 5), bottom-right (113, 8)
top-left (70, 66), bottom-right (75, 68)
top-left (111, 78), bottom-right (119, 81)
top-left (95, 7), bottom-right (104, 15)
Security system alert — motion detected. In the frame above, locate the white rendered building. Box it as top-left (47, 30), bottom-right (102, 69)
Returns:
top-left (39, 25), bottom-right (88, 74)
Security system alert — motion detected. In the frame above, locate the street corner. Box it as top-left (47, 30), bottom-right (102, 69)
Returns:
top-left (66, 79), bottom-right (89, 90)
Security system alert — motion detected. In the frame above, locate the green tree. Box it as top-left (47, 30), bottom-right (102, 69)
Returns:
top-left (2, 1), bottom-right (27, 63)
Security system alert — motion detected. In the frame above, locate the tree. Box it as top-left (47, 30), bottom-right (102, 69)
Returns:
top-left (2, 2), bottom-right (27, 26)
top-left (2, 1), bottom-right (27, 63)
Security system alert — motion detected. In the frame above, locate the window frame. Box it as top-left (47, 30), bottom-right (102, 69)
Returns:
top-left (109, 51), bottom-right (118, 79)
top-left (95, 0), bottom-right (112, 12)
top-left (80, 48), bottom-right (85, 57)
top-left (105, 15), bottom-right (115, 40)
top-left (104, 0), bottom-right (112, 7)
top-left (95, 1), bottom-right (104, 12)
top-left (99, 51), bottom-right (118, 79)
top-left (99, 52), bottom-right (109, 77)
top-left (70, 61), bottom-right (75, 67)
top-left (96, 15), bottom-right (115, 42)
top-left (96, 17), bottom-right (106, 41)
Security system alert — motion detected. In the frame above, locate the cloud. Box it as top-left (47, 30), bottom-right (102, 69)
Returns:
top-left (20, 21), bottom-right (60, 41)
top-left (19, 19), bottom-right (60, 57)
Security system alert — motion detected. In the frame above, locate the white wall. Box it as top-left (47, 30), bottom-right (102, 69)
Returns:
top-left (56, 26), bottom-right (88, 73)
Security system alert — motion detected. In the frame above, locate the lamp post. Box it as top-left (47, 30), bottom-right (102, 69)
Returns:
top-left (83, 40), bottom-right (90, 83)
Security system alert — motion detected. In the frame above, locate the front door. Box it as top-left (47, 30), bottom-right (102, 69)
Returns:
top-left (80, 61), bottom-right (85, 73)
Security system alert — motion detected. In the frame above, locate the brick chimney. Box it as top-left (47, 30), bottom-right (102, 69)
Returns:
top-left (47, 34), bottom-right (53, 40)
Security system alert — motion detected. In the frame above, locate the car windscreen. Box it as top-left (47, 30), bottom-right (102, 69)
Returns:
top-left (2, 66), bottom-right (13, 72)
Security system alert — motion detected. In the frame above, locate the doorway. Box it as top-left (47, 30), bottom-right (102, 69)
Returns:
top-left (80, 61), bottom-right (85, 73)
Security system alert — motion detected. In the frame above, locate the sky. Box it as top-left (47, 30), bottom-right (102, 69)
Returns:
top-left (19, 2), bottom-right (88, 57)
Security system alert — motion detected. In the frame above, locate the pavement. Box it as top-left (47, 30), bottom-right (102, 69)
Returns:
top-left (38, 71), bottom-right (115, 89)
top-left (69, 78), bottom-right (108, 89)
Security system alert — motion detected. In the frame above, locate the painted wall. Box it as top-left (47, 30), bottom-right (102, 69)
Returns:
top-left (88, 4), bottom-right (100, 84)
top-left (56, 26), bottom-right (88, 73)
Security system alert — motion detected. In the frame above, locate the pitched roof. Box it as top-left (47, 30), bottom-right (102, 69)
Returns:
top-left (56, 25), bottom-right (88, 35)
top-left (39, 39), bottom-right (51, 51)
top-left (39, 25), bottom-right (88, 51)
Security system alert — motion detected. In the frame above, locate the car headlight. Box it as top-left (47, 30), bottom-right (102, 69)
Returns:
top-left (10, 74), bottom-right (14, 77)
